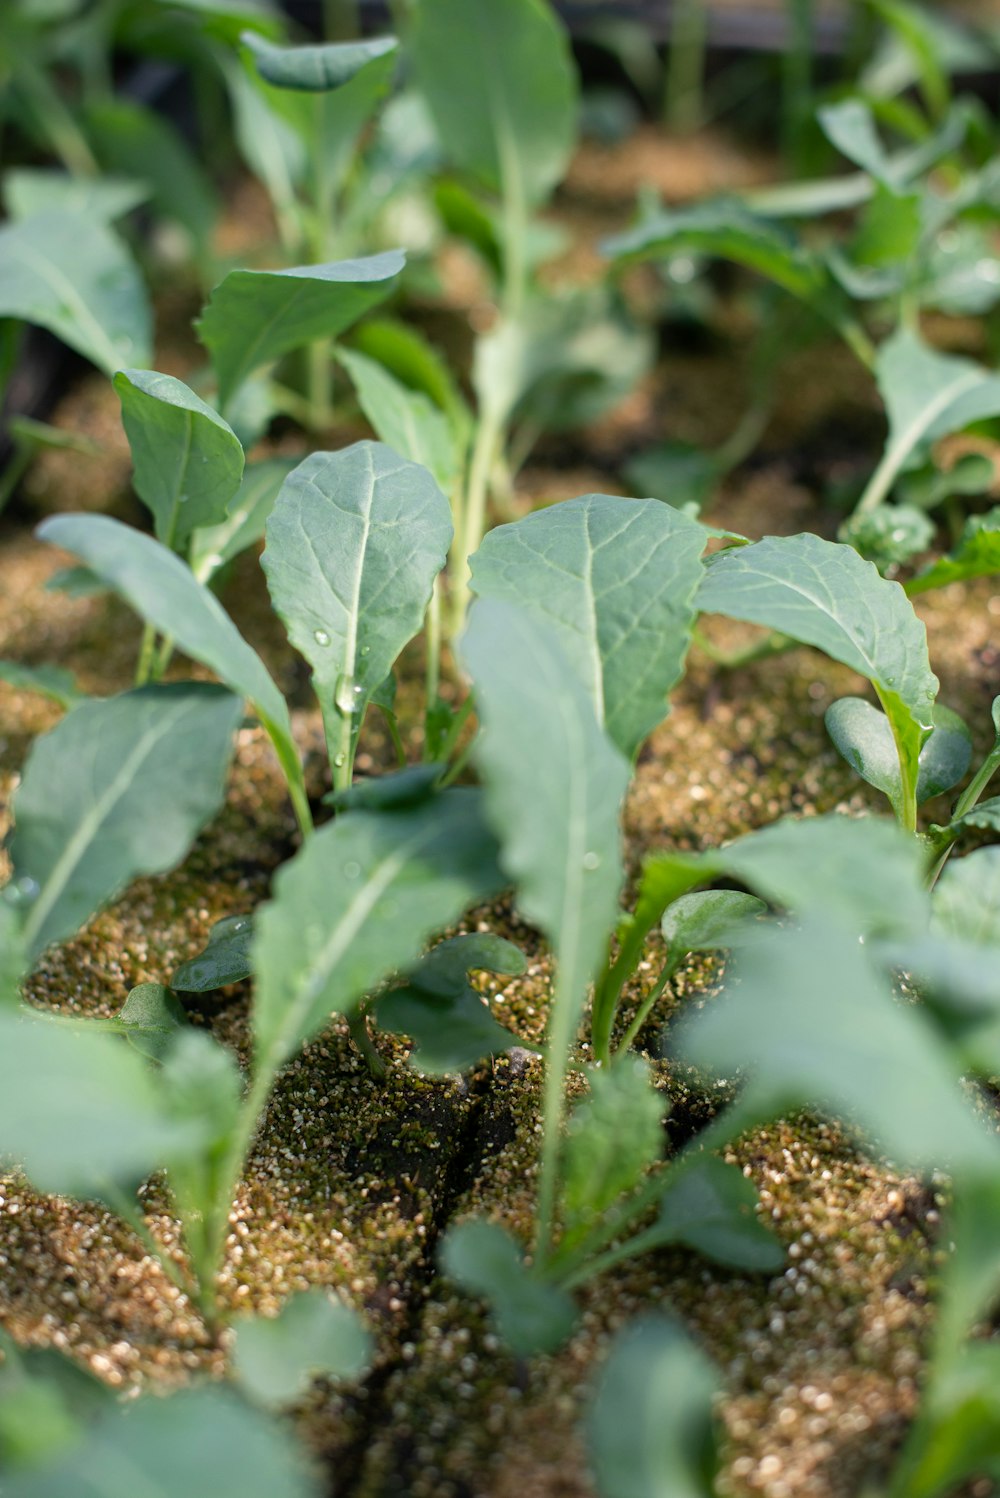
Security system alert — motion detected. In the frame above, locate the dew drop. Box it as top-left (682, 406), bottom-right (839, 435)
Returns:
top-left (335, 673), bottom-right (356, 714)
top-left (343, 861), bottom-right (361, 880)
top-left (313, 629), bottom-right (331, 647)
top-left (359, 644), bottom-right (370, 657)
top-left (582, 851), bottom-right (601, 871)
top-left (333, 752), bottom-right (347, 768)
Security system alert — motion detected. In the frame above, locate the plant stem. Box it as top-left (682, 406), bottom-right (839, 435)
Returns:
top-left (783, 0), bottom-right (814, 173)
top-left (450, 403), bottom-right (504, 635)
top-left (534, 963), bottom-right (583, 1267)
top-left (423, 577), bottom-right (442, 758)
top-left (927, 744), bottom-right (1000, 886)
top-left (102, 1180), bottom-right (205, 1317)
top-left (664, 0), bottom-right (708, 135)
top-left (614, 962), bottom-right (675, 1059)
top-left (135, 624), bottom-right (158, 687)
top-left (691, 626), bottom-right (794, 670)
top-left (348, 1008), bottom-right (387, 1079)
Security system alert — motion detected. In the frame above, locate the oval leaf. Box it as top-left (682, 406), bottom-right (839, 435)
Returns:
top-left (661, 890), bottom-right (767, 961)
top-left (241, 31), bottom-right (397, 91)
top-left (827, 696), bottom-right (971, 811)
top-left (172, 913), bottom-right (254, 992)
top-left (115, 369), bottom-right (245, 552)
top-left (410, 0), bottom-right (578, 208)
top-left (471, 494), bottom-right (706, 760)
top-left (699, 532), bottom-right (938, 809)
top-left (262, 442), bottom-right (452, 758)
top-left (232, 1291), bottom-right (372, 1408)
top-left (440, 1219), bottom-right (576, 1357)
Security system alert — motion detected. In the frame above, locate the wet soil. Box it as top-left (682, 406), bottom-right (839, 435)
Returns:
top-left (3, 122), bottom-right (1000, 1498)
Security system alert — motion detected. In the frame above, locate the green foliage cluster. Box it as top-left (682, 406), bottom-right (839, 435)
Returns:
top-left (6, 2), bottom-right (1000, 1495)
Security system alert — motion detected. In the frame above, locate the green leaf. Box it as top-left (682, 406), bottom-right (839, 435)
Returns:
top-left (0, 1011), bottom-right (199, 1198)
top-left (252, 790), bottom-right (502, 1071)
top-left (623, 441), bottom-right (721, 513)
top-left (0, 658), bottom-right (83, 709)
top-left (85, 99), bottom-right (218, 260)
top-left (4, 169), bottom-right (149, 223)
top-left (9, 684), bottom-right (242, 959)
top-left (839, 502), bottom-right (933, 571)
top-left (560, 1059), bottom-right (664, 1253)
top-left (440, 1219), bottom-right (576, 1357)
top-left (196, 251), bottom-right (404, 411)
top-left (471, 494), bottom-right (706, 760)
top-left (907, 507), bottom-right (1000, 595)
top-left (0, 1338), bottom-right (108, 1469)
top-left (172, 913), bottom-right (254, 992)
top-left (232, 1291), bottom-right (372, 1408)
top-left (604, 198), bottom-right (839, 309)
top-left (865, 330), bottom-right (1000, 513)
top-left (189, 456), bottom-right (296, 583)
top-left (817, 98), bottom-right (905, 189)
top-left (347, 317), bottom-right (468, 431)
top-left (158, 1030), bottom-right (243, 1241)
top-left (653, 1157), bottom-right (784, 1272)
top-left (338, 349), bottom-right (458, 491)
top-left (633, 815), bottom-right (928, 979)
top-left (114, 370), bottom-right (245, 552)
top-left (0, 900), bottom-right (28, 1005)
top-left (472, 287), bottom-right (652, 433)
top-left (678, 915), bottom-right (996, 1174)
top-left (588, 1316), bottom-right (720, 1498)
top-left (462, 601), bottom-right (629, 1038)
top-left (826, 698), bottom-right (971, 812)
top-left (36, 514), bottom-right (303, 818)
top-left (325, 762), bottom-right (442, 814)
top-left (934, 846), bottom-right (1000, 947)
top-left (950, 797), bottom-right (1000, 836)
top-left (3, 1386), bottom-right (321, 1498)
top-left (261, 442), bottom-right (452, 762)
top-left (699, 532), bottom-right (938, 815)
top-left (892, 1343), bottom-right (1000, 1498)
top-left (410, 0), bottom-right (578, 209)
top-left (0, 210), bottom-right (151, 374)
top-left (240, 31), bottom-right (397, 91)
top-left (661, 891), bottom-right (767, 964)
top-left (377, 934), bottom-right (528, 1075)
top-left (113, 983), bottom-right (188, 1061)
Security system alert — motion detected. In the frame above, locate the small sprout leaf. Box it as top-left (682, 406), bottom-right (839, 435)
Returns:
top-left (0, 659), bottom-right (84, 710)
top-left (588, 1315), bottom-right (720, 1498)
top-left (934, 847), bottom-right (1000, 948)
top-left (826, 698), bottom-right (971, 812)
top-left (907, 507), bottom-right (1000, 596)
top-left (232, 1292), bottom-right (372, 1409)
top-left (559, 1060), bottom-right (664, 1255)
top-left (661, 891), bottom-right (767, 963)
top-left (441, 1219), bottom-right (576, 1357)
top-left (653, 1157), bottom-right (785, 1272)
top-left (172, 914), bottom-right (255, 992)
top-left (189, 457), bottom-right (296, 583)
top-left (115, 983), bottom-right (188, 1062)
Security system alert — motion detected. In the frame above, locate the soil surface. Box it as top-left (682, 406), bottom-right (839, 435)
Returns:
top-left (3, 122), bottom-right (1000, 1498)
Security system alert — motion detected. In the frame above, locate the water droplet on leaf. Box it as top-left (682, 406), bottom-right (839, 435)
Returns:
top-left (582, 852), bottom-right (601, 871)
top-left (313, 629), bottom-right (331, 647)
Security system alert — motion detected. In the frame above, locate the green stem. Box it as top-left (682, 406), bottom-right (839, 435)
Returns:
top-left (0, 441), bottom-right (33, 516)
top-left (101, 1180), bottom-right (205, 1317)
top-left (783, 0), bottom-right (814, 172)
top-left (450, 403), bottom-right (504, 636)
top-left (927, 745), bottom-right (1000, 886)
top-left (691, 626), bottom-right (795, 670)
top-left (204, 1066), bottom-right (274, 1297)
top-left (135, 624), bottom-right (158, 687)
top-left (151, 635), bottom-right (175, 682)
top-left (435, 694), bottom-right (475, 767)
top-left (423, 577), bottom-right (442, 759)
top-left (348, 1007), bottom-right (387, 1080)
top-left (331, 707), bottom-right (355, 794)
top-left (533, 962), bottom-right (580, 1266)
top-left (613, 962), bottom-right (676, 1059)
top-left (664, 0), bottom-right (708, 134)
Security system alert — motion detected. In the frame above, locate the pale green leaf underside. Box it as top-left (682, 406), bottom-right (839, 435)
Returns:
top-left (10, 684), bottom-right (242, 958)
top-left (471, 494), bottom-right (707, 759)
top-left (0, 209), bottom-right (151, 374)
top-left (196, 250), bottom-right (405, 408)
top-left (338, 348), bottom-right (458, 490)
top-left (242, 30), bottom-right (398, 91)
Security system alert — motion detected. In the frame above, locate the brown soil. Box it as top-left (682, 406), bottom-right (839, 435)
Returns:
top-left (3, 120), bottom-right (1000, 1498)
